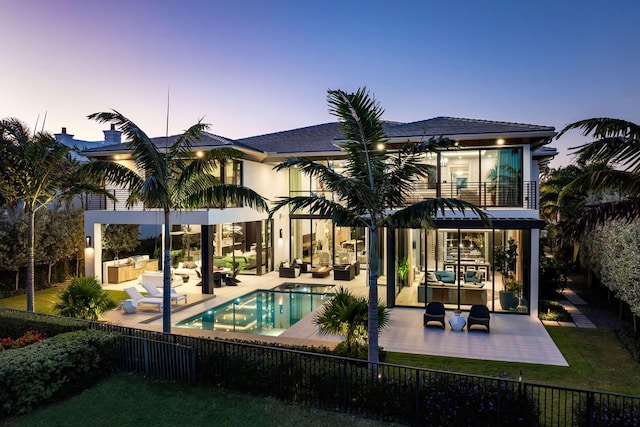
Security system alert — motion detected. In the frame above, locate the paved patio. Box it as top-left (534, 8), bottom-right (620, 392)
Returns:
top-left (102, 269), bottom-right (568, 366)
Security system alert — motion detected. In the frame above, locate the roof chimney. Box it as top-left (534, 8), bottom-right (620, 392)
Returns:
top-left (54, 127), bottom-right (74, 146)
top-left (103, 124), bottom-right (121, 145)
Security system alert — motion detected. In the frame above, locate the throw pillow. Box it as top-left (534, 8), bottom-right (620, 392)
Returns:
top-left (426, 271), bottom-right (438, 282)
top-left (183, 261), bottom-right (197, 269)
top-left (282, 262), bottom-right (290, 269)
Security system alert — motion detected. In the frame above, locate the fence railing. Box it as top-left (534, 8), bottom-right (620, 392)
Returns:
top-left (81, 189), bottom-right (240, 211)
top-left (289, 181), bottom-right (537, 214)
top-left (2, 309), bottom-right (638, 426)
top-left (87, 320), bottom-right (639, 426)
top-left (119, 335), bottom-right (196, 384)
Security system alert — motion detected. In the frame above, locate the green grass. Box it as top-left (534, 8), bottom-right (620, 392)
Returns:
top-left (0, 285), bottom-right (128, 316)
top-left (385, 326), bottom-right (640, 395)
top-left (5, 374), bottom-right (396, 427)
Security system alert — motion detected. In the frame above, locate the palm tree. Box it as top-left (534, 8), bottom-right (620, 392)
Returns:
top-left (86, 111), bottom-right (269, 333)
top-left (271, 88), bottom-right (487, 364)
top-left (0, 118), bottom-right (108, 312)
top-left (556, 118), bottom-right (640, 239)
top-left (314, 286), bottom-right (389, 354)
top-left (54, 276), bottom-right (116, 320)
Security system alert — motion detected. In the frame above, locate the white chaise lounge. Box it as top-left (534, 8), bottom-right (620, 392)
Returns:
top-left (141, 283), bottom-right (187, 305)
top-left (124, 287), bottom-right (163, 312)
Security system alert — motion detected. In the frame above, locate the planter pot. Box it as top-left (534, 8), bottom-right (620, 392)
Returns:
top-left (499, 290), bottom-right (519, 310)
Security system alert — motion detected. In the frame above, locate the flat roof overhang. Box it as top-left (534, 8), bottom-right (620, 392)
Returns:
top-left (433, 218), bottom-right (545, 229)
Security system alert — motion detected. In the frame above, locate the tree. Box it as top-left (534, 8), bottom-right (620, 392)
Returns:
top-left (103, 224), bottom-right (140, 260)
top-left (556, 118), bottom-right (640, 239)
top-left (271, 88), bottom-right (487, 364)
top-left (86, 111), bottom-right (269, 333)
top-left (0, 118), bottom-right (107, 312)
top-left (314, 286), bottom-right (389, 355)
top-left (54, 276), bottom-right (116, 320)
top-left (493, 238), bottom-right (518, 285)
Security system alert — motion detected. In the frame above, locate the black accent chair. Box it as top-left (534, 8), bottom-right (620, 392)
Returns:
top-left (423, 301), bottom-right (446, 329)
top-left (224, 269), bottom-right (239, 286)
top-left (467, 304), bottom-right (490, 332)
top-left (279, 262), bottom-right (300, 278)
top-left (213, 272), bottom-right (223, 288)
top-left (333, 264), bottom-right (355, 281)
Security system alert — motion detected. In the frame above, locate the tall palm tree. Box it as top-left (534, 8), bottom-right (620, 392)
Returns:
top-left (86, 111), bottom-right (269, 333)
top-left (0, 118), bottom-right (107, 312)
top-left (556, 118), bottom-right (640, 239)
top-left (271, 88), bottom-right (487, 364)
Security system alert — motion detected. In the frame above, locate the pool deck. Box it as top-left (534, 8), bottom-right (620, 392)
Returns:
top-left (102, 269), bottom-right (568, 367)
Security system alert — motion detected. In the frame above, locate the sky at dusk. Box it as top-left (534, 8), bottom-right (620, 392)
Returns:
top-left (2, 0), bottom-right (639, 167)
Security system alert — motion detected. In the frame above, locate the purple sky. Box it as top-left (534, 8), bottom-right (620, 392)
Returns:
top-left (2, 0), bottom-right (639, 167)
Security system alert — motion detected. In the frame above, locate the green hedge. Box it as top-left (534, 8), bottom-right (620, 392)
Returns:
top-left (0, 309), bottom-right (88, 339)
top-left (0, 329), bottom-right (120, 418)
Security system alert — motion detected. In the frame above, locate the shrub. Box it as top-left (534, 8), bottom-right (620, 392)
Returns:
top-left (0, 330), bottom-right (45, 350)
top-left (538, 300), bottom-right (572, 322)
top-left (0, 329), bottom-right (120, 417)
top-left (617, 325), bottom-right (640, 363)
top-left (0, 308), bottom-right (87, 339)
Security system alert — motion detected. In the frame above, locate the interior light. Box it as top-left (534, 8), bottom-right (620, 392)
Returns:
top-left (497, 138), bottom-right (505, 145)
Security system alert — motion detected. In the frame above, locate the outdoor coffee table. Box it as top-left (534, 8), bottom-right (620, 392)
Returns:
top-left (311, 266), bottom-right (332, 278)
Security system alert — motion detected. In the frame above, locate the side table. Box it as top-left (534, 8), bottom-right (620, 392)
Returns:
top-left (448, 312), bottom-right (466, 331)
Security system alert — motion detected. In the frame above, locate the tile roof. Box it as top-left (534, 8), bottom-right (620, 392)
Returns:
top-left (235, 122), bottom-right (344, 154)
top-left (80, 132), bottom-right (233, 155)
top-left (384, 117), bottom-right (555, 139)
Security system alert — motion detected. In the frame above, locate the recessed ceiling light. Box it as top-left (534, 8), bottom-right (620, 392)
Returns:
top-left (497, 138), bottom-right (505, 145)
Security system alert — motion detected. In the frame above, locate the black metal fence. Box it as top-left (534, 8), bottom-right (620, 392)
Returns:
top-left (2, 309), bottom-right (638, 426)
top-left (87, 322), bottom-right (638, 426)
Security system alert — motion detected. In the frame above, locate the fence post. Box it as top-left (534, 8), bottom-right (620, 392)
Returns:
top-left (143, 338), bottom-right (150, 375)
top-left (414, 369), bottom-right (420, 426)
top-left (278, 350), bottom-right (284, 400)
top-left (586, 391), bottom-right (595, 427)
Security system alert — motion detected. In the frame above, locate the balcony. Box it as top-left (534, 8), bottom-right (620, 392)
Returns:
top-left (289, 181), bottom-right (537, 214)
top-left (82, 189), bottom-right (240, 211)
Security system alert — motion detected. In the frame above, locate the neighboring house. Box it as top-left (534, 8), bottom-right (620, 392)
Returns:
top-left (80, 116), bottom-right (556, 316)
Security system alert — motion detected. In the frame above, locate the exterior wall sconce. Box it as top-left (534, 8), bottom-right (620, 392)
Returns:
top-left (279, 229), bottom-right (283, 239)
top-left (85, 236), bottom-right (92, 248)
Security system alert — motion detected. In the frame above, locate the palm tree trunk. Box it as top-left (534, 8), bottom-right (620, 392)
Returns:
top-left (367, 225), bottom-right (380, 365)
top-left (26, 206), bottom-right (35, 312)
top-left (162, 208), bottom-right (172, 334)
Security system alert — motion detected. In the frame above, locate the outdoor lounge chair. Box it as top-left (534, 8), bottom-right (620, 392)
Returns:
top-left (124, 287), bottom-right (163, 311)
top-left (423, 301), bottom-right (446, 329)
top-left (467, 304), bottom-right (490, 332)
top-left (141, 283), bottom-right (187, 305)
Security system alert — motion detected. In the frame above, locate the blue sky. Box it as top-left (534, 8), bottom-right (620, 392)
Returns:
top-left (2, 0), bottom-right (638, 167)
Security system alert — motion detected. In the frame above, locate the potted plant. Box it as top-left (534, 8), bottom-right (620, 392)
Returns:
top-left (494, 238), bottom-right (520, 310)
top-left (397, 257), bottom-right (410, 287)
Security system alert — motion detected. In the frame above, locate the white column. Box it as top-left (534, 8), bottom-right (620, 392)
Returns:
top-left (530, 228), bottom-right (540, 318)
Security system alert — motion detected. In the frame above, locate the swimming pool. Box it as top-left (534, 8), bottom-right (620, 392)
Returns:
top-left (174, 284), bottom-right (334, 336)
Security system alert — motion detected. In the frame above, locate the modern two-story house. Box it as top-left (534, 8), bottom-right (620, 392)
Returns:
top-left (77, 116), bottom-right (556, 317)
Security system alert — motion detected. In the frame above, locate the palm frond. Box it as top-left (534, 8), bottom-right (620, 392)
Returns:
top-left (558, 118), bottom-right (640, 172)
top-left (561, 198), bottom-right (640, 241)
top-left (89, 110), bottom-right (166, 180)
top-left (388, 198), bottom-right (491, 229)
top-left (560, 169), bottom-right (640, 199)
top-left (183, 184), bottom-right (269, 212)
top-left (269, 196), bottom-right (368, 227)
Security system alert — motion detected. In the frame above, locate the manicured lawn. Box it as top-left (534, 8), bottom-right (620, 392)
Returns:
top-left (385, 326), bottom-right (640, 395)
top-left (0, 285), bottom-right (129, 316)
top-left (6, 374), bottom-right (396, 427)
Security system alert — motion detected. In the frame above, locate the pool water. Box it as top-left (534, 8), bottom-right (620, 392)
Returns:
top-left (175, 284), bottom-right (334, 336)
